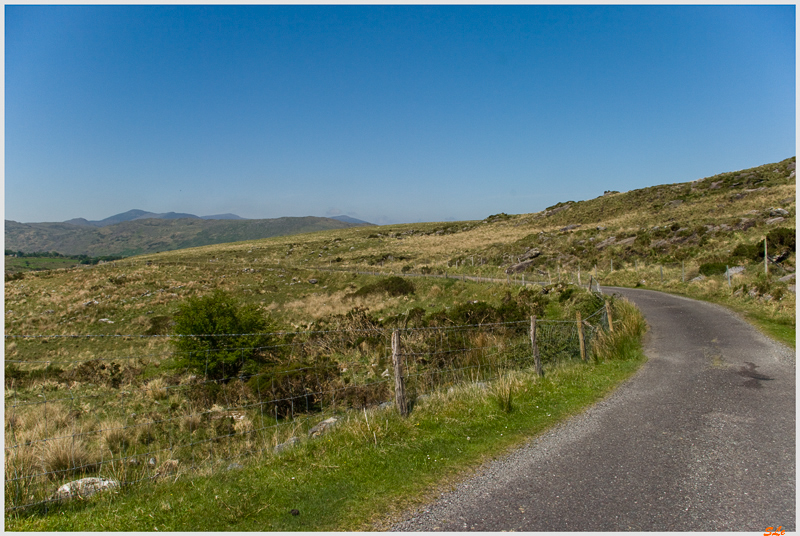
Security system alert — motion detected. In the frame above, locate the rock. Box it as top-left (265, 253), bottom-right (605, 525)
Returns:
top-left (544, 205), bottom-right (571, 216)
top-left (595, 236), bottom-right (617, 249)
top-left (53, 477), bottom-right (119, 501)
top-left (505, 259), bottom-right (538, 274)
top-left (616, 236), bottom-right (636, 247)
top-left (691, 275), bottom-right (706, 282)
top-left (766, 217), bottom-right (785, 225)
top-left (226, 462), bottom-right (244, 471)
top-left (148, 457), bottom-right (157, 466)
top-left (770, 207), bottom-right (789, 217)
top-left (778, 273), bottom-right (796, 283)
top-left (559, 224), bottom-right (581, 232)
top-left (308, 417), bottom-right (338, 438)
top-left (519, 248), bottom-right (541, 261)
top-left (727, 266), bottom-right (745, 275)
top-left (788, 285), bottom-right (796, 293)
top-left (596, 226), bottom-right (606, 231)
top-left (668, 200), bottom-right (683, 207)
top-left (274, 437), bottom-right (300, 453)
top-left (308, 279), bottom-right (318, 284)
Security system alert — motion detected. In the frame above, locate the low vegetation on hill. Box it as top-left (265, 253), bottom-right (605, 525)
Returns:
top-left (5, 157), bottom-right (795, 529)
top-left (4, 216), bottom-right (369, 257)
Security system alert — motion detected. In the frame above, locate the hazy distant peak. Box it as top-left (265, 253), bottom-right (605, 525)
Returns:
top-left (201, 213), bottom-right (246, 220)
top-left (329, 215), bottom-right (374, 225)
top-left (133, 212), bottom-right (200, 221)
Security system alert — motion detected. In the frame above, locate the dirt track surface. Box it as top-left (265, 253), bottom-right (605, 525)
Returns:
top-left (392, 287), bottom-right (795, 531)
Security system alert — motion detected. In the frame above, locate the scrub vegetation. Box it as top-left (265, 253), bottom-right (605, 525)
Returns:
top-left (5, 156), bottom-right (794, 529)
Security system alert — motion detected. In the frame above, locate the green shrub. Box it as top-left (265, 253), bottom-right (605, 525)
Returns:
top-left (172, 291), bottom-right (276, 380)
top-left (730, 243), bottom-right (761, 262)
top-left (699, 262), bottom-right (728, 276)
top-left (349, 276), bottom-right (415, 298)
top-left (767, 227), bottom-right (796, 252)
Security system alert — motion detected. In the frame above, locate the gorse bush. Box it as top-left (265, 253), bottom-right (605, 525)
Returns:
top-left (699, 262), bottom-right (728, 276)
top-left (172, 291), bottom-right (276, 380)
top-left (348, 276), bottom-right (415, 298)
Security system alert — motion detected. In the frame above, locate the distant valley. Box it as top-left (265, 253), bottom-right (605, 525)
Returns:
top-left (6, 210), bottom-right (373, 257)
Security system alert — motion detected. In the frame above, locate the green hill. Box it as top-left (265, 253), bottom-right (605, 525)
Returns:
top-left (4, 215), bottom-right (369, 257)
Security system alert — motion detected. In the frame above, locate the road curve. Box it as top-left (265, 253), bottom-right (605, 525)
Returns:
top-left (392, 287), bottom-right (795, 531)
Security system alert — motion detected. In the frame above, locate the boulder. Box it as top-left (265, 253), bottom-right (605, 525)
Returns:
top-left (505, 259), bottom-right (538, 274)
top-left (274, 437), bottom-right (301, 453)
top-left (769, 207), bottom-right (789, 217)
top-left (595, 236), bottom-right (617, 249)
top-left (616, 236), bottom-right (636, 247)
top-left (519, 248), bottom-right (541, 261)
top-left (766, 217), bottom-right (785, 225)
top-left (308, 417), bottom-right (338, 438)
top-left (53, 477), bottom-right (119, 501)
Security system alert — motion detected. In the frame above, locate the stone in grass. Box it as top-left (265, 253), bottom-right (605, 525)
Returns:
top-left (308, 417), bottom-right (338, 438)
top-left (53, 477), bottom-right (120, 501)
top-left (274, 436), bottom-right (301, 453)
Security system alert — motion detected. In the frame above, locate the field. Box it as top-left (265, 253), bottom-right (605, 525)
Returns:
top-left (5, 157), bottom-right (795, 529)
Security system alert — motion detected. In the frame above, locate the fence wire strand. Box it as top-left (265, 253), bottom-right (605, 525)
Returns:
top-left (5, 304), bottom-right (611, 512)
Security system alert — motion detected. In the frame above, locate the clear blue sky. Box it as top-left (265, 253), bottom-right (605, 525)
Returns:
top-left (5, 5), bottom-right (796, 225)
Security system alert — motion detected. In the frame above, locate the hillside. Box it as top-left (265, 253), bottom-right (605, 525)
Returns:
top-left (4, 215), bottom-right (369, 257)
top-left (5, 156), bottom-right (794, 338)
top-left (5, 156), bottom-right (794, 530)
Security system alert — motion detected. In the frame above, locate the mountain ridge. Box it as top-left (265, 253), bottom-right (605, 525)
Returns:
top-left (5, 215), bottom-right (371, 257)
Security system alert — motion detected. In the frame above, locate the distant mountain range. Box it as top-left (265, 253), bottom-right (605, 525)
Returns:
top-left (61, 209), bottom-right (372, 227)
top-left (6, 210), bottom-right (374, 257)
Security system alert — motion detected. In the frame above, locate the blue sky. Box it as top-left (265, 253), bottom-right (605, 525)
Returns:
top-left (5, 5), bottom-right (796, 225)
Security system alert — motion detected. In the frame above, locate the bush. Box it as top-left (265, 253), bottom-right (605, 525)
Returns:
top-left (349, 276), bottom-right (415, 298)
top-left (172, 291), bottom-right (276, 380)
top-left (767, 227), bottom-right (796, 252)
top-left (730, 243), bottom-right (761, 262)
top-left (699, 262), bottom-right (728, 276)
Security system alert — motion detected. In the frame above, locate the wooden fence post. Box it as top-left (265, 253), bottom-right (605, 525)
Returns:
top-left (530, 316), bottom-right (543, 377)
top-left (391, 330), bottom-right (408, 417)
top-left (605, 301), bottom-right (614, 332)
top-left (576, 311), bottom-right (586, 362)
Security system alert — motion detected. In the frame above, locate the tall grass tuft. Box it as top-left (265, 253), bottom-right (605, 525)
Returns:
top-left (489, 373), bottom-right (518, 413)
top-left (38, 435), bottom-right (97, 480)
top-left (591, 299), bottom-right (647, 361)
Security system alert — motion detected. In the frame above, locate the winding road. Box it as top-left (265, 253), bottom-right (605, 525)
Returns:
top-left (393, 287), bottom-right (795, 531)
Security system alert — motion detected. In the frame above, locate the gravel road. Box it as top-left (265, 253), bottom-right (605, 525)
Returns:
top-left (392, 287), bottom-right (795, 531)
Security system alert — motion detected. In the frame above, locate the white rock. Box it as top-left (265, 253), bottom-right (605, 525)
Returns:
top-left (54, 477), bottom-right (119, 501)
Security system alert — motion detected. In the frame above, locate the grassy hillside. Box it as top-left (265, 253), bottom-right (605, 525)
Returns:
top-left (5, 216), bottom-right (368, 258)
top-left (5, 156), bottom-right (795, 530)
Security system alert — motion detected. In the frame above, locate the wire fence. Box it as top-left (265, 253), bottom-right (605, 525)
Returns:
top-left (5, 302), bottom-right (611, 513)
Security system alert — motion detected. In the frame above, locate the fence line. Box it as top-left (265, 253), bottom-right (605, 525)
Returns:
top-left (5, 302), bottom-right (612, 512)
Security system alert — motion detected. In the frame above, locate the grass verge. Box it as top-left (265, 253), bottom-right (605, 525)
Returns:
top-left (6, 303), bottom-right (647, 531)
